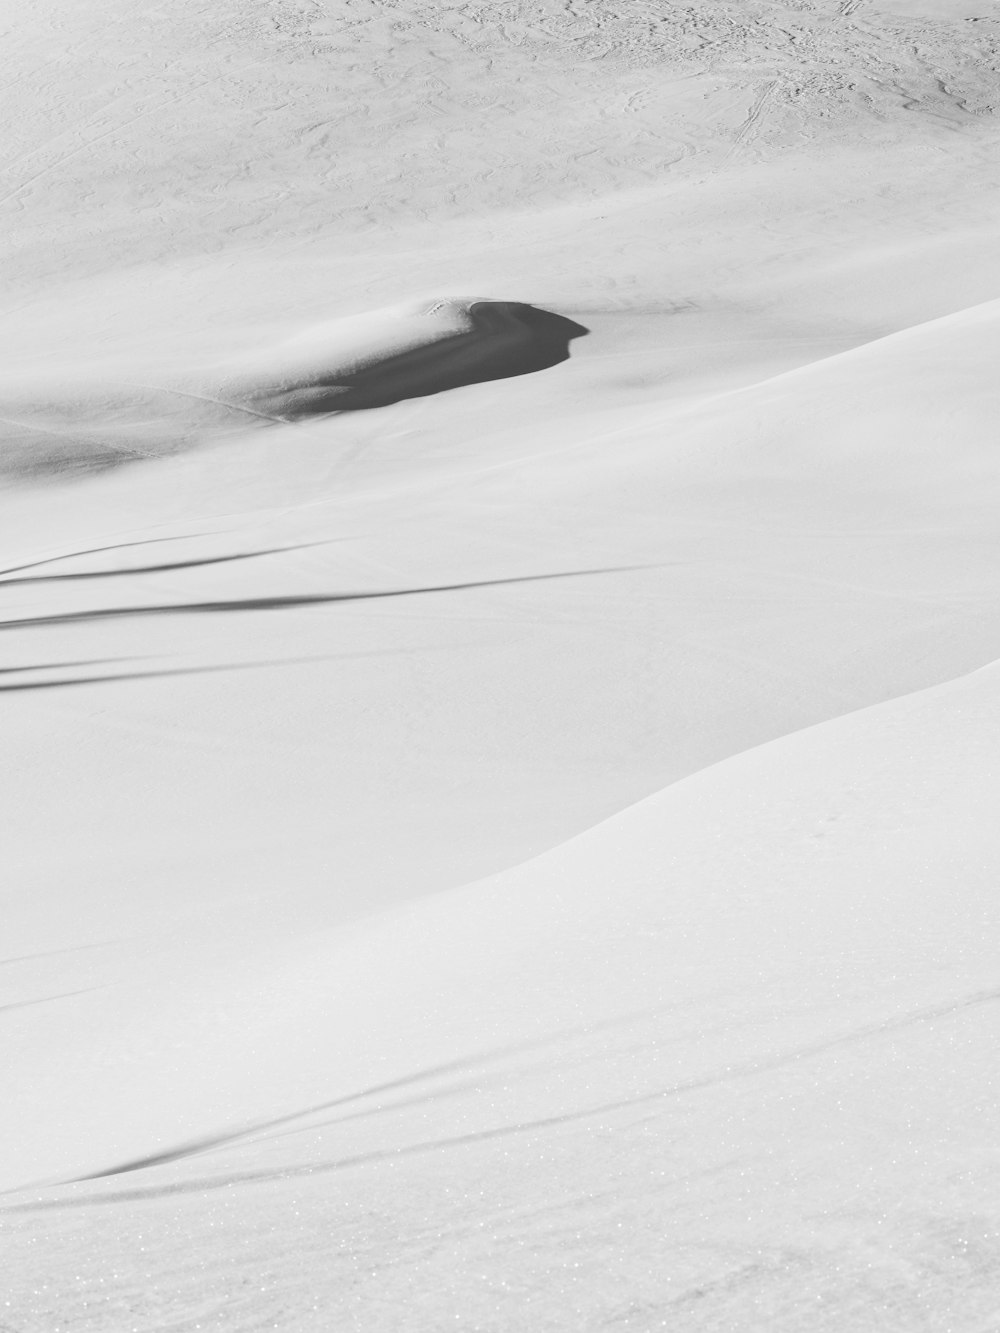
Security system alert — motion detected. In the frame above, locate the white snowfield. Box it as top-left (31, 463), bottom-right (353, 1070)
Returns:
top-left (3, 1), bottom-right (1000, 1329)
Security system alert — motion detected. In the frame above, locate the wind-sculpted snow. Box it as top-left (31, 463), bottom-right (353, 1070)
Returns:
top-left (7, 657), bottom-right (1000, 1329)
top-left (3, 288), bottom-right (1000, 1326)
top-left (5, 0), bottom-right (1000, 1328)
top-left (0, 300), bottom-right (587, 478)
top-left (230, 300), bottom-right (588, 414)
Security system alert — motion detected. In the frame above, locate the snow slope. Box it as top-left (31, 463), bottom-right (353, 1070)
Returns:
top-left (4, 293), bottom-right (1000, 950)
top-left (3, 0), bottom-right (1000, 1329)
top-left (4, 282), bottom-right (1000, 1329)
top-left (6, 648), bottom-right (1000, 1331)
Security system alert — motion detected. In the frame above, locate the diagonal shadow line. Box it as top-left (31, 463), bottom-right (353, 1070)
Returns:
top-left (10, 986), bottom-right (766, 1198)
top-left (251, 1000), bottom-right (833, 1158)
top-left (0, 987), bottom-right (106, 1015)
top-left (50, 983), bottom-right (864, 1180)
top-left (77, 1053), bottom-right (516, 1181)
top-left (0, 565), bottom-right (650, 633)
top-left (0, 660), bottom-right (123, 675)
top-left (0, 534), bottom-right (220, 580)
top-left (68, 995), bottom-right (740, 1180)
top-left (0, 543), bottom-right (336, 587)
top-left (0, 941), bottom-right (124, 968)
top-left (0, 647), bottom-right (435, 693)
top-left (15, 982), bottom-right (998, 1208)
top-left (72, 1001), bottom-right (677, 1181)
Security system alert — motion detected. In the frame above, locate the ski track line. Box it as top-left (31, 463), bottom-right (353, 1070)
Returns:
top-left (727, 79), bottom-right (778, 159)
top-left (0, 52), bottom-right (268, 210)
top-left (0, 81), bottom-right (218, 211)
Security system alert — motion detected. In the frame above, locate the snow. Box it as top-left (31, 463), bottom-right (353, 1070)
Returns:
top-left (3, 1), bottom-right (1000, 1329)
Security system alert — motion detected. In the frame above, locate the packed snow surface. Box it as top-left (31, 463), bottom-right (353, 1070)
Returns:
top-left (3, 1), bottom-right (1000, 1329)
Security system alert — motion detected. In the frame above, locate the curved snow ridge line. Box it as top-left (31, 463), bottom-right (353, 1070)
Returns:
top-left (409, 293), bottom-right (1000, 491)
top-left (27, 657), bottom-right (1000, 1192)
top-left (319, 646), bottom-right (1000, 978)
top-left (629, 292), bottom-right (1000, 439)
top-left (6, 649), bottom-right (1000, 1202)
top-left (723, 291), bottom-right (1000, 392)
top-left (403, 647), bottom-right (1000, 906)
top-left (639, 293), bottom-right (1000, 437)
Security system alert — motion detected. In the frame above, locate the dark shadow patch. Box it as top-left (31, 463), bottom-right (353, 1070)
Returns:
top-left (0, 303), bottom-right (589, 481)
top-left (255, 302), bottom-right (590, 418)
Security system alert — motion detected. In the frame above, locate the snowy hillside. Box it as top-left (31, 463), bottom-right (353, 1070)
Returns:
top-left (3, 1), bottom-right (1000, 1329)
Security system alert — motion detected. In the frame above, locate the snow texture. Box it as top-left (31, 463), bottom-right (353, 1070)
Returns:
top-left (3, 1), bottom-right (1000, 1330)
